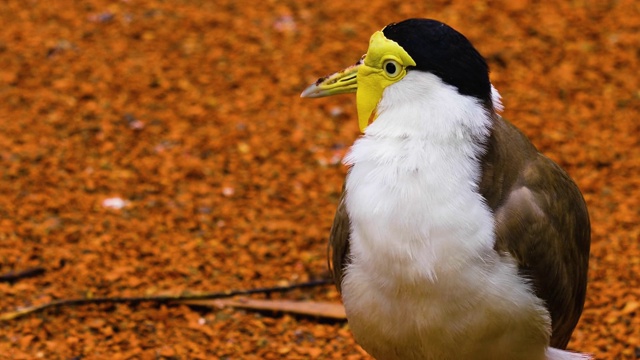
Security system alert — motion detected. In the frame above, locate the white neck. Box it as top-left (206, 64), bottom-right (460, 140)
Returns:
top-left (366, 71), bottom-right (493, 142)
top-left (344, 72), bottom-right (494, 196)
top-left (343, 72), bottom-right (498, 284)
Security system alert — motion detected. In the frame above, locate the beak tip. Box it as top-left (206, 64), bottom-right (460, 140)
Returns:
top-left (300, 85), bottom-right (318, 98)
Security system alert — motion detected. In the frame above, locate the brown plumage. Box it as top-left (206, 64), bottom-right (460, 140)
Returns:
top-left (328, 114), bottom-right (590, 349)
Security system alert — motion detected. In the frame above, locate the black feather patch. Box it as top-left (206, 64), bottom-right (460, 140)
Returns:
top-left (383, 19), bottom-right (493, 108)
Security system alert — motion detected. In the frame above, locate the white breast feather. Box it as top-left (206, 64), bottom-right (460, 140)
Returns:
top-left (341, 72), bottom-right (589, 360)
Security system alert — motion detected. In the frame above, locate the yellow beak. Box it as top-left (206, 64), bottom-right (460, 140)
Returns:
top-left (301, 31), bottom-right (416, 132)
top-left (300, 57), bottom-right (372, 131)
top-left (300, 58), bottom-right (360, 99)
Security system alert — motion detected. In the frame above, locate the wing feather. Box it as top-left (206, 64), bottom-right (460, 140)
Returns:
top-left (328, 193), bottom-right (350, 293)
top-left (479, 116), bottom-right (590, 348)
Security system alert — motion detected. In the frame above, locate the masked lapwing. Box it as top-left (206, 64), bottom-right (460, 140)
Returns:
top-left (301, 18), bottom-right (590, 360)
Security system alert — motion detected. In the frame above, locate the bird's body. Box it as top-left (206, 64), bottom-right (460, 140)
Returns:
top-left (302, 19), bottom-right (590, 360)
top-left (334, 72), bottom-right (587, 360)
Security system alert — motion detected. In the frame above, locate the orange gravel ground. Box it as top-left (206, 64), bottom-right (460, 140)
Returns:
top-left (1, 0), bottom-right (639, 359)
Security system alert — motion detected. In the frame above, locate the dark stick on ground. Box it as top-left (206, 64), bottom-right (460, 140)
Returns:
top-left (0, 278), bottom-right (333, 321)
top-left (0, 267), bottom-right (46, 284)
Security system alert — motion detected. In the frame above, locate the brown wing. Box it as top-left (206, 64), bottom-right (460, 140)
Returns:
top-left (328, 191), bottom-right (350, 293)
top-left (479, 116), bottom-right (591, 349)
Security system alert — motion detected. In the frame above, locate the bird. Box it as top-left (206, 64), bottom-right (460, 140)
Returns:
top-left (301, 18), bottom-right (591, 360)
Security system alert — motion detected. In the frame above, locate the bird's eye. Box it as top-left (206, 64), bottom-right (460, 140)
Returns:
top-left (383, 60), bottom-right (402, 78)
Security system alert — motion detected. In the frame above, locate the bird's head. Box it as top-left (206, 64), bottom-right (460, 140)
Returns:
top-left (301, 18), bottom-right (497, 133)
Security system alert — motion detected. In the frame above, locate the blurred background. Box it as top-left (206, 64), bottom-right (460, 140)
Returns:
top-left (0, 0), bottom-right (638, 358)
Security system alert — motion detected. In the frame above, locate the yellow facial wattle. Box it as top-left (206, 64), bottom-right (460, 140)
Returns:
top-left (300, 30), bottom-right (416, 132)
top-left (356, 31), bottom-right (416, 131)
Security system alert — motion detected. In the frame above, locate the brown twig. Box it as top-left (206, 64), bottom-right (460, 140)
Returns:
top-left (0, 278), bottom-right (333, 322)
